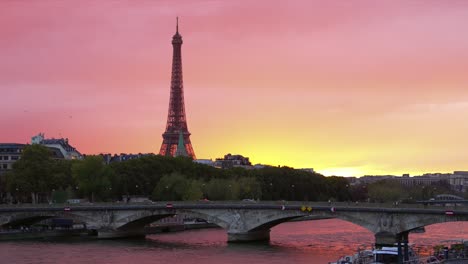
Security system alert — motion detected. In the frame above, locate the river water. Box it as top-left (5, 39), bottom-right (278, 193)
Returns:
top-left (0, 219), bottom-right (466, 264)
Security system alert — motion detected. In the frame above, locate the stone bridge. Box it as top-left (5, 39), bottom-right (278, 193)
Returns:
top-left (0, 202), bottom-right (467, 244)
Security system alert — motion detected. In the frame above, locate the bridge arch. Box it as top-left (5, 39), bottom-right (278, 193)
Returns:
top-left (0, 211), bottom-right (94, 229)
top-left (117, 214), bottom-right (174, 231)
top-left (321, 210), bottom-right (468, 245)
top-left (178, 208), bottom-right (311, 242)
top-left (1, 215), bottom-right (52, 228)
top-left (399, 215), bottom-right (468, 234)
top-left (435, 194), bottom-right (464, 200)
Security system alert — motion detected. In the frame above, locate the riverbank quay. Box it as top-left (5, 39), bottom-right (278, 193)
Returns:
top-left (0, 221), bottom-right (218, 241)
top-left (145, 222), bottom-right (218, 234)
top-left (443, 260), bottom-right (468, 263)
top-left (0, 228), bottom-right (88, 241)
top-left (0, 224), bottom-right (218, 241)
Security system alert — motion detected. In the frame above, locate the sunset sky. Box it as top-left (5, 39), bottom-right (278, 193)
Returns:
top-left (1, 1), bottom-right (468, 176)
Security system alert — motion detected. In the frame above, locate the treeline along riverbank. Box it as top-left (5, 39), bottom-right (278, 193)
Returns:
top-left (1, 145), bottom-right (351, 204)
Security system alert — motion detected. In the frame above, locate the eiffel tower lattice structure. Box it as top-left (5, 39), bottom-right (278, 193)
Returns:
top-left (159, 18), bottom-right (196, 159)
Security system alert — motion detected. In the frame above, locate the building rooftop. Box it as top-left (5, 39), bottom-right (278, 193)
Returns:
top-left (0, 143), bottom-right (26, 148)
top-left (40, 138), bottom-right (79, 153)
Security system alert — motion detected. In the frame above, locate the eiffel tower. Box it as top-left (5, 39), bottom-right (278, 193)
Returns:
top-left (159, 18), bottom-right (196, 159)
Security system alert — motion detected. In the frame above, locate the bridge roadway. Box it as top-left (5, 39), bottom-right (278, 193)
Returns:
top-left (1, 201), bottom-right (467, 244)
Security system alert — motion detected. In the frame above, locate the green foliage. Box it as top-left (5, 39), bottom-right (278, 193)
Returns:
top-left (183, 180), bottom-right (203, 200)
top-left (368, 180), bottom-right (404, 203)
top-left (325, 176), bottom-right (352, 202)
top-left (256, 166), bottom-right (330, 201)
top-left (2, 150), bottom-right (361, 203)
top-left (151, 172), bottom-right (203, 201)
top-left (205, 178), bottom-right (239, 200)
top-left (237, 177), bottom-right (262, 200)
top-left (50, 159), bottom-right (74, 190)
top-left (72, 156), bottom-right (113, 202)
top-left (7, 144), bottom-right (54, 203)
top-left (51, 189), bottom-right (68, 203)
top-left (349, 184), bottom-right (368, 202)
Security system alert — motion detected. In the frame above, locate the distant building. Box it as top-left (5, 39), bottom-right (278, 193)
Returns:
top-left (193, 154), bottom-right (272, 170)
top-left (194, 159), bottom-right (216, 167)
top-left (100, 153), bottom-right (153, 164)
top-left (397, 175), bottom-right (449, 187)
top-left (253, 164), bottom-right (267, 169)
top-left (352, 171), bottom-right (468, 192)
top-left (1, 134), bottom-right (82, 174)
top-left (450, 171), bottom-right (468, 192)
top-left (31, 133), bottom-right (83, 160)
top-left (0, 143), bottom-right (26, 175)
top-left (299, 168), bottom-right (315, 173)
top-left (215, 153), bottom-right (252, 169)
top-left (356, 175), bottom-right (399, 185)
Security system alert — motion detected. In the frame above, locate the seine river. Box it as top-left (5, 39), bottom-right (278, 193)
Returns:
top-left (0, 219), bottom-right (466, 264)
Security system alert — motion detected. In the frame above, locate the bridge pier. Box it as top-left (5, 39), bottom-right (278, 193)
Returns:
top-left (375, 231), bottom-right (411, 264)
top-left (227, 229), bottom-right (270, 243)
top-left (401, 232), bottom-right (409, 262)
top-left (374, 231), bottom-right (398, 246)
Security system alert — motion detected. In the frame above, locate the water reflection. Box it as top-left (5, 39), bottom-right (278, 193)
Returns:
top-left (0, 219), bottom-right (466, 264)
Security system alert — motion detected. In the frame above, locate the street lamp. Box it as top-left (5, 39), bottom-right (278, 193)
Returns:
top-left (291, 184), bottom-right (295, 201)
top-left (15, 188), bottom-right (20, 204)
top-left (269, 183), bottom-right (273, 200)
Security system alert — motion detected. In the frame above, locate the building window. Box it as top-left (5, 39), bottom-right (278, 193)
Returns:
top-left (11, 156), bottom-right (19, 160)
top-left (1, 164), bottom-right (7, 169)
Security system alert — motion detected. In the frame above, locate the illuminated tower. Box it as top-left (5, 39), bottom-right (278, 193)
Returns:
top-left (159, 18), bottom-right (196, 159)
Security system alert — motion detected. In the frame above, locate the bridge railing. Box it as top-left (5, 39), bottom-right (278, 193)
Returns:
top-left (0, 200), bottom-right (464, 210)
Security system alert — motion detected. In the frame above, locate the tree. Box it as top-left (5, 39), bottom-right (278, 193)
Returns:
top-left (205, 178), bottom-right (239, 200)
top-left (50, 159), bottom-right (74, 190)
top-left (368, 180), bottom-right (405, 203)
top-left (152, 172), bottom-right (199, 201)
top-left (72, 156), bottom-right (113, 202)
top-left (182, 180), bottom-right (203, 201)
top-left (7, 144), bottom-right (54, 203)
top-left (237, 177), bottom-right (262, 200)
top-left (325, 176), bottom-right (352, 202)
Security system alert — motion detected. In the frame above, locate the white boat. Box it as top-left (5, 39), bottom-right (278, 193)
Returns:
top-left (369, 246), bottom-right (419, 264)
top-left (329, 246), bottom-right (421, 264)
top-left (329, 249), bottom-right (373, 264)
